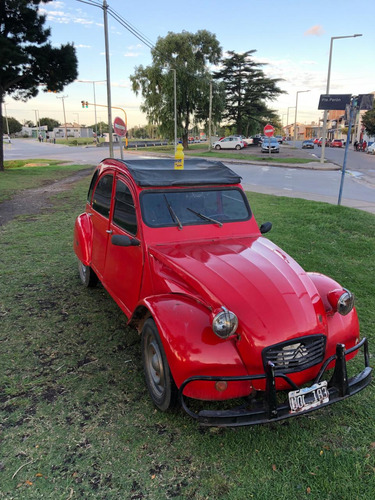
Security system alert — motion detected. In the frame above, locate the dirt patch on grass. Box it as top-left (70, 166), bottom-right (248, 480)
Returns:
top-left (0, 168), bottom-right (93, 227)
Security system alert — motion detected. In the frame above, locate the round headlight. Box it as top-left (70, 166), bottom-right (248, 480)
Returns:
top-left (337, 289), bottom-right (355, 316)
top-left (212, 307), bottom-right (238, 339)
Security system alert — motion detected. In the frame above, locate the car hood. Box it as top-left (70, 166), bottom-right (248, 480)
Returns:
top-left (148, 236), bottom-right (324, 351)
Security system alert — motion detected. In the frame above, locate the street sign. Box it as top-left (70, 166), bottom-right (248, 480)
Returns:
top-left (113, 116), bottom-right (127, 137)
top-left (318, 94), bottom-right (351, 110)
top-left (263, 123), bottom-right (274, 137)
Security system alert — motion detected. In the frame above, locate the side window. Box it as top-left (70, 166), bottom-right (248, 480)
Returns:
top-left (87, 169), bottom-right (99, 203)
top-left (113, 180), bottom-right (138, 235)
top-left (92, 174), bottom-right (113, 218)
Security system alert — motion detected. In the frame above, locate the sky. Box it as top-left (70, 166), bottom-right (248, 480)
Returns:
top-left (5, 0), bottom-right (375, 131)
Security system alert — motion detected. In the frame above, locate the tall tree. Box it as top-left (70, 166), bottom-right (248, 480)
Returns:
top-left (39, 117), bottom-right (60, 130)
top-left (214, 50), bottom-right (285, 135)
top-left (130, 30), bottom-right (222, 148)
top-left (361, 104), bottom-right (375, 137)
top-left (2, 116), bottom-right (22, 135)
top-left (0, 0), bottom-right (78, 171)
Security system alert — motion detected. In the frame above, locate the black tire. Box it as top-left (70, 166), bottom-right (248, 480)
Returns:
top-left (215, 144), bottom-right (221, 150)
top-left (141, 318), bottom-right (178, 411)
top-left (78, 260), bottom-right (99, 288)
top-left (235, 144), bottom-right (241, 150)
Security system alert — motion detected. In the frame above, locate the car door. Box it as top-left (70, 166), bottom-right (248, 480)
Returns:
top-left (90, 172), bottom-right (114, 279)
top-left (103, 175), bottom-right (143, 316)
top-left (221, 138), bottom-right (230, 149)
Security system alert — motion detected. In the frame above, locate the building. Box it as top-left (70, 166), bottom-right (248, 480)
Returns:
top-left (53, 123), bottom-right (94, 139)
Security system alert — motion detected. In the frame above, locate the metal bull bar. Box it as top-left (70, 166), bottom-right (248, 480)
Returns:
top-left (178, 338), bottom-right (372, 427)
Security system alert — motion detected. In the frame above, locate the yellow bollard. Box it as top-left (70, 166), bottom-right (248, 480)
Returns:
top-left (174, 143), bottom-right (184, 170)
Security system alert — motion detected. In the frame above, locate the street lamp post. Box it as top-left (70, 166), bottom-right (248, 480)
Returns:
top-left (172, 68), bottom-right (177, 153)
top-left (320, 34), bottom-right (362, 164)
top-left (286, 106), bottom-right (295, 138)
top-left (103, 0), bottom-right (113, 157)
top-left (293, 91), bottom-right (310, 147)
top-left (77, 80), bottom-right (106, 142)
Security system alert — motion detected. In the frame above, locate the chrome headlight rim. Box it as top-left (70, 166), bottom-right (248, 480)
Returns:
top-left (337, 288), bottom-right (355, 316)
top-left (212, 306), bottom-right (238, 339)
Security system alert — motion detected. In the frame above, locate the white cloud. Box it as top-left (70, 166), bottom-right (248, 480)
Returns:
top-left (124, 52), bottom-right (140, 58)
top-left (305, 25), bottom-right (325, 37)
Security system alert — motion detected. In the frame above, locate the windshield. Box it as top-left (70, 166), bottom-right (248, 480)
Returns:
top-left (141, 188), bottom-right (251, 228)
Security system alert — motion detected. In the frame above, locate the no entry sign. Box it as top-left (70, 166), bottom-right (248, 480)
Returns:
top-left (113, 116), bottom-right (127, 137)
top-left (263, 124), bottom-right (274, 137)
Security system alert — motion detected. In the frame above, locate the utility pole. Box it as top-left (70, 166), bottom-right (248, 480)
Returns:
top-left (103, 0), bottom-right (113, 157)
top-left (56, 96), bottom-right (68, 139)
top-left (208, 80), bottom-right (212, 152)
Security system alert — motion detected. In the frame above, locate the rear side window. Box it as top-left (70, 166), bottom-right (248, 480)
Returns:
top-left (92, 174), bottom-right (113, 218)
top-left (87, 169), bottom-right (99, 203)
top-left (113, 180), bottom-right (137, 235)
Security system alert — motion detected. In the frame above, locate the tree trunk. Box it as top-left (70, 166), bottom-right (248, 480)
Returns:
top-left (0, 93), bottom-right (4, 172)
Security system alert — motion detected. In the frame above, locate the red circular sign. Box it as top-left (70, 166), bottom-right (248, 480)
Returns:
top-left (113, 116), bottom-right (127, 137)
top-left (263, 123), bottom-right (275, 138)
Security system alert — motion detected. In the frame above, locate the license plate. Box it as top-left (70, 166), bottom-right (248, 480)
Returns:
top-left (288, 381), bottom-right (329, 413)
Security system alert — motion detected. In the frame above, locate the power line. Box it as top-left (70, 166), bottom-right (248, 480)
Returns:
top-left (107, 6), bottom-right (155, 50)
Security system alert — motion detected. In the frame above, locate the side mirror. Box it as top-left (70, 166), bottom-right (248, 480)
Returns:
top-left (111, 234), bottom-right (140, 247)
top-left (260, 222), bottom-right (272, 234)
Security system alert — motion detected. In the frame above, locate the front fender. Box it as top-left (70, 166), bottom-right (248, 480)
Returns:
top-left (74, 213), bottom-right (93, 266)
top-left (139, 295), bottom-right (251, 400)
top-left (307, 272), bottom-right (360, 361)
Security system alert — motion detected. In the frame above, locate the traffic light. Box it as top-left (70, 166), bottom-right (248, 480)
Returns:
top-left (81, 100), bottom-right (89, 108)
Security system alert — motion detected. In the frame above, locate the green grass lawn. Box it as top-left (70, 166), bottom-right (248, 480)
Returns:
top-left (0, 164), bottom-right (374, 499)
top-left (135, 143), bottom-right (319, 164)
top-left (0, 160), bottom-right (92, 203)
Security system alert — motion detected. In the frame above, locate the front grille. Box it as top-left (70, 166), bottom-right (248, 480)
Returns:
top-left (262, 335), bottom-right (326, 374)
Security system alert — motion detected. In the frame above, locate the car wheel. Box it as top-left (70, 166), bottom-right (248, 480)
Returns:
top-left (142, 318), bottom-right (178, 411)
top-left (78, 260), bottom-right (99, 287)
top-left (235, 144), bottom-right (241, 150)
top-left (215, 145), bottom-right (221, 150)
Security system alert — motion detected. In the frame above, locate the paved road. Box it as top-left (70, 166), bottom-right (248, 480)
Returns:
top-left (290, 140), bottom-right (375, 185)
top-left (4, 138), bottom-right (375, 214)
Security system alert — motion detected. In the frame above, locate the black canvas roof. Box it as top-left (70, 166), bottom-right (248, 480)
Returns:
top-left (114, 158), bottom-right (242, 187)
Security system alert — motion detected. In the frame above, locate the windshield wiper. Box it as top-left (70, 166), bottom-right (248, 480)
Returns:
top-left (187, 208), bottom-right (222, 227)
top-left (164, 195), bottom-right (183, 230)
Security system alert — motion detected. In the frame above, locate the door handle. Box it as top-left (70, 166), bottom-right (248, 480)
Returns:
top-left (106, 229), bottom-right (113, 234)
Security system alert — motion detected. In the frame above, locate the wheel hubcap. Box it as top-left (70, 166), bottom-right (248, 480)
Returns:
top-left (146, 337), bottom-right (165, 397)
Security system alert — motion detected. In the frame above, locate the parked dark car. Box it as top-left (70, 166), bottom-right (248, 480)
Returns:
top-left (302, 140), bottom-right (314, 149)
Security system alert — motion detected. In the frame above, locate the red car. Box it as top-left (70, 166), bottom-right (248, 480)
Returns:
top-left (331, 139), bottom-right (343, 148)
top-left (317, 138), bottom-right (330, 147)
top-left (74, 158), bottom-right (371, 426)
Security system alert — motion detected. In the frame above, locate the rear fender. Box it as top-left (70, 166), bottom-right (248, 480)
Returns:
top-left (136, 295), bottom-right (251, 400)
top-left (74, 213), bottom-right (93, 265)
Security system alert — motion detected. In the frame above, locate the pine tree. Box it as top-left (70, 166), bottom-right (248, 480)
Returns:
top-left (0, 0), bottom-right (78, 171)
top-left (214, 51), bottom-right (284, 135)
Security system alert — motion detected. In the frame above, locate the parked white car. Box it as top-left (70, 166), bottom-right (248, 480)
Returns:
top-left (213, 137), bottom-right (244, 150)
top-left (366, 143), bottom-right (375, 155)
